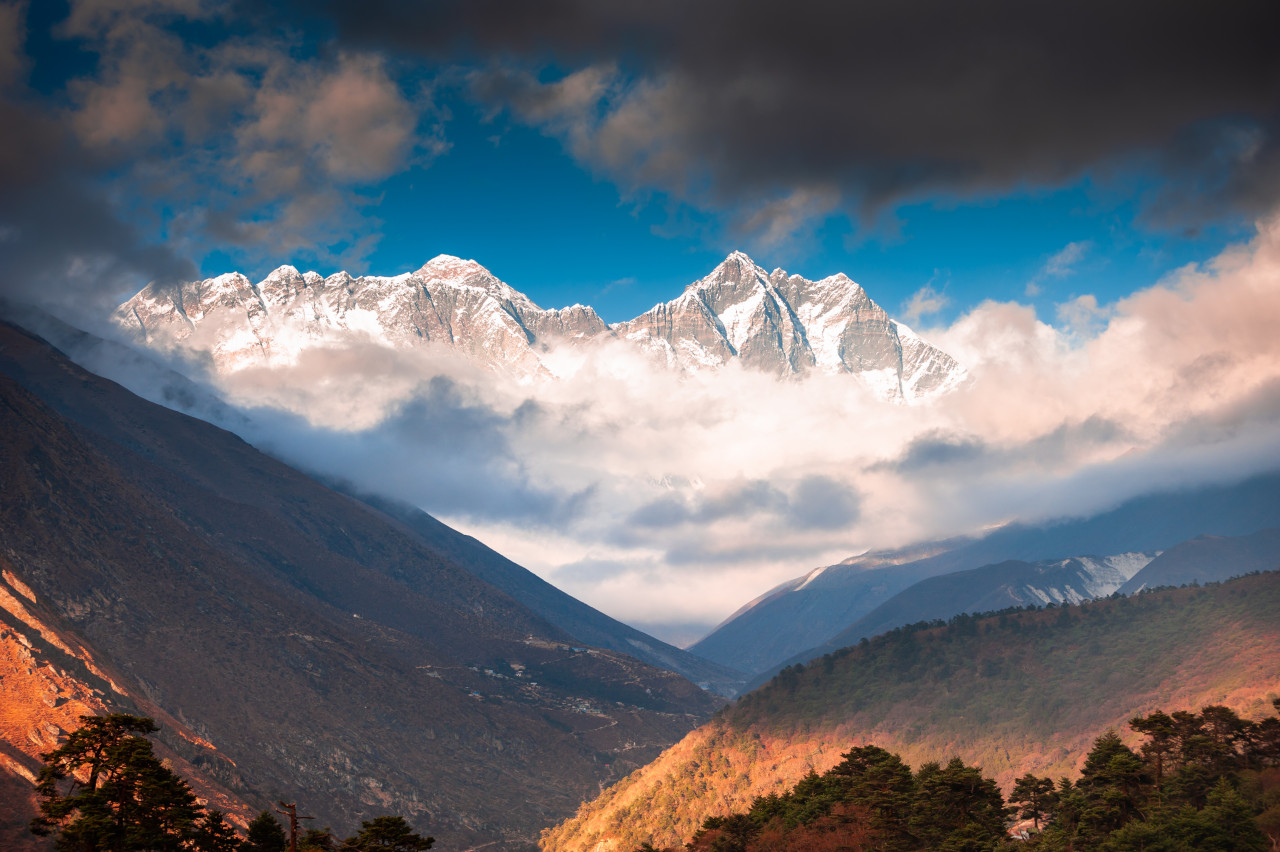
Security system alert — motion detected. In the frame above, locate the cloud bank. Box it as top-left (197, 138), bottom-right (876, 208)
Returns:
top-left (320, 0), bottom-right (1280, 244)
top-left (0, 0), bottom-right (440, 316)
top-left (73, 216), bottom-right (1280, 643)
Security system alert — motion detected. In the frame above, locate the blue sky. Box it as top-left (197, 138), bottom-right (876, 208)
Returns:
top-left (3, 0), bottom-right (1275, 328)
top-left (356, 112), bottom-right (1248, 325)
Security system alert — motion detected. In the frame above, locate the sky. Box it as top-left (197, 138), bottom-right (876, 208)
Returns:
top-left (3, 0), bottom-right (1280, 645)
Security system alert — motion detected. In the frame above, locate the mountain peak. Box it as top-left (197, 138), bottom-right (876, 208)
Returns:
top-left (263, 264), bottom-right (302, 280)
top-left (717, 250), bottom-right (763, 272)
top-left (116, 250), bottom-right (964, 400)
top-left (419, 254), bottom-right (491, 279)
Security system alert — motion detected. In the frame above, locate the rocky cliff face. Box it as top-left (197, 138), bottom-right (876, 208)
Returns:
top-left (116, 252), bottom-right (963, 401)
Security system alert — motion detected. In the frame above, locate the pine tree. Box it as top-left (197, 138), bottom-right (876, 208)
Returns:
top-left (1009, 773), bottom-right (1057, 831)
top-left (30, 714), bottom-right (203, 852)
top-left (193, 810), bottom-right (243, 852)
top-left (241, 810), bottom-right (287, 852)
top-left (344, 815), bottom-right (434, 851)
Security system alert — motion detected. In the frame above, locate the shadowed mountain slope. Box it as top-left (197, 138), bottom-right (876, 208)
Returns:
top-left (692, 472), bottom-right (1280, 677)
top-left (542, 572), bottom-right (1280, 852)
top-left (14, 307), bottom-right (744, 695)
top-left (351, 492), bottom-right (746, 695)
top-left (810, 552), bottom-right (1154, 658)
top-left (1118, 527), bottom-right (1280, 594)
top-left (0, 320), bottom-right (721, 850)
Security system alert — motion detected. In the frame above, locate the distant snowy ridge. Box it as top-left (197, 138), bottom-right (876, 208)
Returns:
top-left (116, 251), bottom-right (965, 401)
top-left (1004, 552), bottom-right (1155, 606)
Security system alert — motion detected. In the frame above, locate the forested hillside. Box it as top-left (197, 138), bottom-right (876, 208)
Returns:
top-left (633, 701), bottom-right (1279, 851)
top-left (542, 571), bottom-right (1280, 852)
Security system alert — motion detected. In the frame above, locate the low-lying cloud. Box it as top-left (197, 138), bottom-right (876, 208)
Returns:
top-left (60, 215), bottom-right (1280, 644)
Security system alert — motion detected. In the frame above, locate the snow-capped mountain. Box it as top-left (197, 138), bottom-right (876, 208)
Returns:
top-left (616, 251), bottom-right (963, 399)
top-left (115, 251), bottom-right (964, 399)
top-left (116, 255), bottom-right (607, 376)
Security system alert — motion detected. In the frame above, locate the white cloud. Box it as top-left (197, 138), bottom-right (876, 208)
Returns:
top-left (901, 282), bottom-right (950, 325)
top-left (80, 217), bottom-right (1280, 643)
top-left (54, 0), bottom-right (441, 273)
top-left (1027, 239), bottom-right (1092, 295)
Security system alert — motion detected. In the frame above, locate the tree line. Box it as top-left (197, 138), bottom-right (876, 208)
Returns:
top-left (636, 700), bottom-right (1280, 851)
top-left (29, 714), bottom-right (433, 852)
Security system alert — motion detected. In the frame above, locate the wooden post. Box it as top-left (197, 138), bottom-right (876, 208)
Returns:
top-left (275, 801), bottom-right (315, 852)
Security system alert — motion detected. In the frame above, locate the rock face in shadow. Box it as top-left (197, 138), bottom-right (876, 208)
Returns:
top-left (0, 320), bottom-right (722, 850)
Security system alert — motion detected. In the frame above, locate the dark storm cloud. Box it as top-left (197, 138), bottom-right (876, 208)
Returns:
top-left (0, 93), bottom-right (198, 313)
top-left (785, 475), bottom-right (860, 530)
top-left (888, 430), bottom-right (989, 473)
top-left (313, 0), bottom-right (1280, 229)
top-left (625, 476), bottom-right (854, 539)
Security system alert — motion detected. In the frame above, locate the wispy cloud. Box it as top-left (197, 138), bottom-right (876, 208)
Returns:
top-left (1027, 240), bottom-right (1092, 295)
top-left (0, 0), bottom-right (443, 317)
top-left (901, 277), bottom-right (951, 325)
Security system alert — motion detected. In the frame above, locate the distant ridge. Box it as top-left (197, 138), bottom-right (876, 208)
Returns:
top-left (116, 252), bottom-right (964, 401)
top-left (692, 471), bottom-right (1280, 678)
top-left (1118, 527), bottom-right (1280, 593)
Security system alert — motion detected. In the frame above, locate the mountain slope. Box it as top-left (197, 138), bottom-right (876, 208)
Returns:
top-left (0, 561), bottom-right (257, 850)
top-left (115, 252), bottom-right (964, 400)
top-left (692, 472), bottom-right (1280, 677)
top-left (352, 492), bottom-right (746, 694)
top-left (1118, 527), bottom-right (1280, 594)
top-left (542, 571), bottom-right (1280, 852)
top-left (816, 551), bottom-right (1154, 653)
top-left (17, 308), bottom-right (744, 694)
top-left (0, 320), bottom-right (721, 849)
top-left (688, 540), bottom-right (966, 675)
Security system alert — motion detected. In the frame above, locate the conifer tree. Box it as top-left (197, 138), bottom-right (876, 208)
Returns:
top-left (1009, 773), bottom-right (1057, 831)
top-left (30, 714), bottom-right (203, 852)
top-left (344, 815), bottom-right (434, 851)
top-left (241, 810), bottom-right (287, 852)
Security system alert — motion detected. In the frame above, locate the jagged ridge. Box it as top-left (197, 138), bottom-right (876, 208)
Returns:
top-left (116, 252), bottom-right (964, 401)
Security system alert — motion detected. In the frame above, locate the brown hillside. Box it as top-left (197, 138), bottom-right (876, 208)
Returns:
top-left (0, 321), bottom-right (719, 850)
top-left (541, 573), bottom-right (1280, 852)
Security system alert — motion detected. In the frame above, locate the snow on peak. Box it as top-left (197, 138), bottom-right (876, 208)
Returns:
top-left (115, 250), bottom-right (965, 401)
top-left (264, 264), bottom-right (301, 280)
top-left (716, 250), bottom-right (764, 274)
top-left (893, 320), bottom-right (921, 341)
top-left (419, 254), bottom-right (490, 278)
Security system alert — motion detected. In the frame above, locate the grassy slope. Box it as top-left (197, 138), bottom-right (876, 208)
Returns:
top-left (541, 571), bottom-right (1280, 852)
